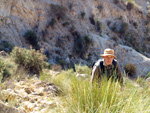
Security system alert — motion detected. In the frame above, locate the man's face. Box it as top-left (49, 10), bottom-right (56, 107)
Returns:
top-left (103, 55), bottom-right (114, 66)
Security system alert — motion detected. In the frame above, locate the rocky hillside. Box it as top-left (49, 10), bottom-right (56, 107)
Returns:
top-left (0, 77), bottom-right (60, 113)
top-left (0, 0), bottom-right (150, 76)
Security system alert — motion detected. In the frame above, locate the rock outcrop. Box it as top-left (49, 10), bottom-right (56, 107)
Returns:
top-left (0, 78), bottom-right (60, 113)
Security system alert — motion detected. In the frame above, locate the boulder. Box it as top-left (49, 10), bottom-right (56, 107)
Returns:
top-left (146, 77), bottom-right (150, 82)
top-left (90, 33), bottom-right (150, 77)
top-left (115, 45), bottom-right (150, 77)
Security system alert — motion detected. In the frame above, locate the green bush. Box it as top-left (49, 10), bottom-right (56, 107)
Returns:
top-left (133, 22), bottom-right (138, 29)
top-left (0, 41), bottom-right (14, 53)
top-left (124, 63), bottom-right (136, 77)
top-left (74, 35), bottom-right (92, 58)
top-left (48, 18), bottom-right (56, 27)
top-left (120, 22), bottom-right (128, 33)
top-left (56, 57), bottom-right (67, 66)
top-left (50, 4), bottom-right (67, 20)
top-left (127, 2), bottom-right (134, 10)
top-left (80, 12), bottom-right (86, 19)
top-left (0, 57), bottom-right (17, 82)
top-left (10, 47), bottom-right (48, 74)
top-left (89, 15), bottom-right (95, 25)
top-left (24, 30), bottom-right (38, 47)
top-left (96, 21), bottom-right (103, 33)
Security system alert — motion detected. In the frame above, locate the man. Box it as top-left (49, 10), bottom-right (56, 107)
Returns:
top-left (91, 48), bottom-right (123, 86)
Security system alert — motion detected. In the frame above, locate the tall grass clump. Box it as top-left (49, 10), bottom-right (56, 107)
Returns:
top-left (41, 65), bottom-right (150, 113)
top-left (10, 47), bottom-right (48, 74)
top-left (63, 76), bottom-right (150, 113)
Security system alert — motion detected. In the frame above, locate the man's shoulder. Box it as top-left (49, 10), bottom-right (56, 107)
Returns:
top-left (113, 59), bottom-right (118, 65)
top-left (94, 59), bottom-right (103, 67)
top-left (113, 59), bottom-right (118, 63)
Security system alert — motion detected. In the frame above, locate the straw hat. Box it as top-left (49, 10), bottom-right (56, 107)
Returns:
top-left (100, 48), bottom-right (116, 58)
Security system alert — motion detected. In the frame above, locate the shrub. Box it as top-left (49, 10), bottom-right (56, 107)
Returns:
top-left (133, 22), bottom-right (138, 29)
top-left (120, 22), bottom-right (128, 33)
top-left (50, 4), bottom-right (67, 20)
top-left (56, 57), bottom-right (67, 66)
top-left (0, 59), bottom-right (9, 82)
top-left (127, 2), bottom-right (134, 10)
top-left (124, 63), bottom-right (136, 77)
top-left (10, 47), bottom-right (48, 74)
top-left (97, 4), bottom-right (103, 12)
top-left (62, 21), bottom-right (70, 26)
top-left (89, 15), bottom-right (95, 25)
top-left (114, 0), bottom-right (120, 4)
top-left (96, 21), bottom-right (103, 33)
top-left (0, 41), bottom-right (14, 53)
top-left (0, 57), bottom-right (17, 82)
top-left (84, 35), bottom-right (92, 46)
top-left (68, 2), bottom-right (73, 10)
top-left (74, 35), bottom-right (92, 58)
top-left (24, 30), bottom-right (38, 47)
top-left (48, 18), bottom-right (56, 27)
top-left (80, 12), bottom-right (86, 19)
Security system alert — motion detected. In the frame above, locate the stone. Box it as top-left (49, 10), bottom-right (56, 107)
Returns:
top-left (146, 77), bottom-right (150, 82)
top-left (24, 88), bottom-right (31, 94)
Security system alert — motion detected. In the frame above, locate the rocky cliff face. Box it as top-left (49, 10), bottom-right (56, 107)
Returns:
top-left (0, 0), bottom-right (150, 76)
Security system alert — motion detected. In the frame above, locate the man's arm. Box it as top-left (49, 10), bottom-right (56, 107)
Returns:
top-left (91, 65), bottom-right (100, 84)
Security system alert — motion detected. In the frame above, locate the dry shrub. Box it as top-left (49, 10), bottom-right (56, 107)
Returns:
top-left (50, 4), bottom-right (67, 20)
top-left (124, 63), bottom-right (136, 77)
top-left (10, 47), bottom-right (48, 74)
top-left (0, 57), bottom-right (17, 82)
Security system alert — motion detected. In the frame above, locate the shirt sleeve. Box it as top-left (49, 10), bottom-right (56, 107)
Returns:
top-left (117, 63), bottom-right (123, 86)
top-left (91, 65), bottom-right (100, 84)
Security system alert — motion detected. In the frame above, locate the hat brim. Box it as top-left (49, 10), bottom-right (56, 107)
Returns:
top-left (100, 54), bottom-right (117, 58)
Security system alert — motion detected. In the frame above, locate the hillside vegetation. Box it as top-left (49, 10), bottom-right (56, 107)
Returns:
top-left (0, 47), bottom-right (150, 113)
